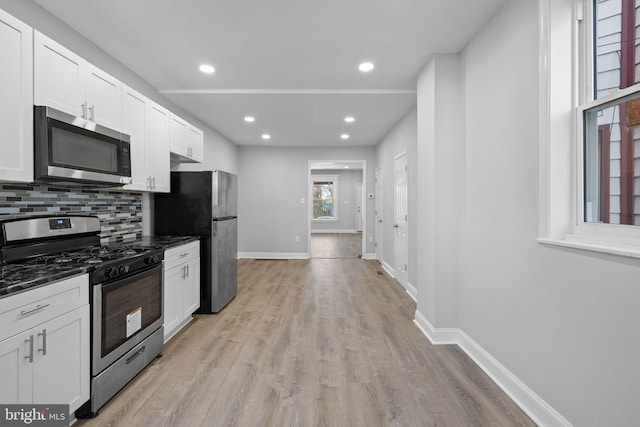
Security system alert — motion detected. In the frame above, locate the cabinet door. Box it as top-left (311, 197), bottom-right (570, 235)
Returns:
top-left (32, 305), bottom-right (90, 414)
top-left (183, 258), bottom-right (201, 317)
top-left (187, 126), bottom-right (204, 163)
top-left (148, 103), bottom-right (171, 193)
top-left (122, 86), bottom-right (149, 191)
top-left (85, 63), bottom-right (122, 131)
top-left (0, 10), bottom-right (33, 183)
top-left (164, 266), bottom-right (185, 340)
top-left (34, 31), bottom-right (85, 118)
top-left (169, 114), bottom-right (188, 158)
top-left (0, 330), bottom-right (32, 404)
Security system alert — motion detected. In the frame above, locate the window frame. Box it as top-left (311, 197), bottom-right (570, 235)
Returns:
top-left (311, 174), bottom-right (339, 222)
top-left (538, 0), bottom-right (640, 258)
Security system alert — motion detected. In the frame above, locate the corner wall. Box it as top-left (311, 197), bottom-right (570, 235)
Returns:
top-left (414, 1), bottom-right (640, 426)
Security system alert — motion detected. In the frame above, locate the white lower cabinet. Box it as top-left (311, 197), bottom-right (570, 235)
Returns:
top-left (0, 274), bottom-right (90, 416)
top-left (164, 241), bottom-right (200, 342)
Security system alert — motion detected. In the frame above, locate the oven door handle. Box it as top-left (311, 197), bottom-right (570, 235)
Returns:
top-left (98, 264), bottom-right (162, 292)
top-left (125, 346), bottom-right (146, 364)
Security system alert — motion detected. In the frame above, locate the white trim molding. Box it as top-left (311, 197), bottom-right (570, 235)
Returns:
top-left (405, 281), bottom-right (417, 301)
top-left (310, 229), bottom-right (358, 234)
top-left (238, 252), bottom-right (310, 260)
top-left (413, 310), bottom-right (572, 427)
top-left (362, 252), bottom-right (378, 260)
top-left (380, 260), bottom-right (395, 278)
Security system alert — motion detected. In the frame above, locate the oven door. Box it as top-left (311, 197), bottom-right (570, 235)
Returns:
top-left (92, 264), bottom-right (163, 376)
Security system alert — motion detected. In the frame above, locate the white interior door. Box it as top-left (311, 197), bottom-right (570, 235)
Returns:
top-left (394, 153), bottom-right (408, 287)
top-left (355, 183), bottom-right (363, 232)
top-left (375, 167), bottom-right (384, 262)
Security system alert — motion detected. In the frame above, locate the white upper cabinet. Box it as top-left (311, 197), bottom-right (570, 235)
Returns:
top-left (122, 85), bottom-right (170, 193)
top-left (85, 63), bottom-right (122, 131)
top-left (170, 113), bottom-right (203, 163)
top-left (148, 102), bottom-right (171, 193)
top-left (34, 30), bottom-right (122, 132)
top-left (122, 86), bottom-right (149, 191)
top-left (0, 10), bottom-right (33, 183)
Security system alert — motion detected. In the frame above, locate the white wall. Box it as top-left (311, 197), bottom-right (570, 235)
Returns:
top-left (310, 169), bottom-right (362, 232)
top-left (375, 108), bottom-right (418, 287)
top-left (238, 146), bottom-right (376, 257)
top-left (413, 0), bottom-right (640, 426)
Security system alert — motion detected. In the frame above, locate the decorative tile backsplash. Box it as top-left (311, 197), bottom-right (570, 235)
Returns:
top-left (0, 183), bottom-right (142, 243)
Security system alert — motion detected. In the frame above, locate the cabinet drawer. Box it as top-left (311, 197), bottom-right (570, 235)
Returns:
top-left (164, 241), bottom-right (200, 270)
top-left (0, 274), bottom-right (89, 342)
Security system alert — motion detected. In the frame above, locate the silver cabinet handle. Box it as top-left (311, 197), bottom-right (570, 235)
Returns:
top-left (20, 304), bottom-right (50, 316)
top-left (152, 177), bottom-right (156, 190)
top-left (89, 104), bottom-right (95, 121)
top-left (179, 253), bottom-right (189, 258)
top-left (38, 329), bottom-right (47, 356)
top-left (393, 224), bottom-right (399, 228)
top-left (186, 264), bottom-right (189, 278)
top-left (24, 335), bottom-right (34, 363)
top-left (377, 219), bottom-right (382, 223)
top-left (81, 102), bottom-right (87, 119)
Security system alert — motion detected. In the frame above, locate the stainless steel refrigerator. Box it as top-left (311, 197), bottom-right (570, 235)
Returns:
top-left (154, 170), bottom-right (238, 313)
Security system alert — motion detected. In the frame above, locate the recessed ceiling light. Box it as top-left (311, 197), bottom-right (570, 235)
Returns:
top-left (244, 116), bottom-right (255, 123)
top-left (344, 166), bottom-right (350, 169)
top-left (261, 133), bottom-right (271, 140)
top-left (340, 134), bottom-right (350, 140)
top-left (358, 62), bottom-right (374, 72)
top-left (344, 116), bottom-right (355, 123)
top-left (199, 64), bottom-right (215, 74)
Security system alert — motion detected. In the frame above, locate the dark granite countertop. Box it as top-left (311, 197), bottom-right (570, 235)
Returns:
top-left (0, 264), bottom-right (88, 298)
top-left (0, 235), bottom-right (198, 299)
top-left (120, 235), bottom-right (200, 250)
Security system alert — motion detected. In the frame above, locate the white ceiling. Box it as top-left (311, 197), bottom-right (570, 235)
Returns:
top-left (33, 0), bottom-right (506, 147)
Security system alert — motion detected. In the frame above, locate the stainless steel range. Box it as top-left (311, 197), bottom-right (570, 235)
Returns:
top-left (0, 215), bottom-right (164, 418)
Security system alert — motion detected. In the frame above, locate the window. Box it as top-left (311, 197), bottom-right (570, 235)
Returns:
top-left (312, 175), bottom-right (338, 221)
top-left (582, 0), bottom-right (640, 226)
top-left (539, 0), bottom-right (640, 256)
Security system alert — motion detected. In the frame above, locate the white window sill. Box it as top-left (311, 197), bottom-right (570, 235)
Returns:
top-left (537, 236), bottom-right (640, 259)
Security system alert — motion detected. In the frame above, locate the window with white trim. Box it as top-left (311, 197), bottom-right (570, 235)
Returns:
top-left (312, 175), bottom-right (338, 221)
top-left (583, 0), bottom-right (640, 226)
top-left (539, 0), bottom-right (640, 256)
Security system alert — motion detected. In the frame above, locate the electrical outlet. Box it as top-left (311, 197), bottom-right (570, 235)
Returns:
top-left (295, 235), bottom-right (300, 242)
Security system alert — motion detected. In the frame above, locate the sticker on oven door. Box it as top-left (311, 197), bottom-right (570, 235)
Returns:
top-left (126, 307), bottom-right (142, 337)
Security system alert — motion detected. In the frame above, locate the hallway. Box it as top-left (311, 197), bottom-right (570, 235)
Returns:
top-left (311, 233), bottom-right (362, 259)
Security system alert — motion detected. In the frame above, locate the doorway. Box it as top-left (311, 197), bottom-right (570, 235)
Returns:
top-left (308, 160), bottom-right (367, 259)
top-left (375, 166), bottom-right (383, 263)
top-left (394, 152), bottom-right (408, 287)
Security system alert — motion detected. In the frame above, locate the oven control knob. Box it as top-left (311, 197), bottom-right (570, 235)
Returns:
top-left (145, 255), bottom-right (160, 265)
top-left (118, 264), bottom-right (129, 275)
top-left (105, 267), bottom-right (117, 278)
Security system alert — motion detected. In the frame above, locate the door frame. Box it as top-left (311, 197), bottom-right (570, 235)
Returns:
top-left (394, 151), bottom-right (408, 287)
top-left (375, 166), bottom-right (383, 263)
top-left (308, 160), bottom-right (367, 258)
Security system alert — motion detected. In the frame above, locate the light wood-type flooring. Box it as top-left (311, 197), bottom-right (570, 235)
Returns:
top-left (311, 233), bottom-right (362, 259)
top-left (75, 257), bottom-right (536, 427)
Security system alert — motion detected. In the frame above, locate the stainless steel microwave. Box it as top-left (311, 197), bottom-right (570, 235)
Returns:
top-left (34, 105), bottom-right (132, 188)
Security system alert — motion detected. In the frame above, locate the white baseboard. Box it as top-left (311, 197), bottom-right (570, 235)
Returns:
top-left (405, 281), bottom-right (417, 301)
top-left (238, 252), bottom-right (310, 259)
top-left (363, 252), bottom-right (377, 260)
top-left (413, 310), bottom-right (572, 427)
top-left (311, 229), bottom-right (359, 234)
top-left (380, 260), bottom-right (395, 277)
